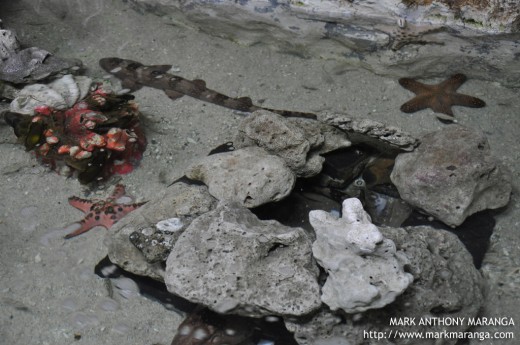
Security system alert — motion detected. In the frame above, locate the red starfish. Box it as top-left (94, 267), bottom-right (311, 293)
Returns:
top-left (64, 184), bottom-right (146, 239)
top-left (399, 73), bottom-right (486, 120)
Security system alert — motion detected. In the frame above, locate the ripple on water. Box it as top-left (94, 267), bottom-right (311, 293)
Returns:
top-left (112, 322), bottom-right (130, 335)
top-left (61, 297), bottom-right (79, 311)
top-left (70, 312), bottom-right (99, 329)
top-left (96, 297), bottom-right (120, 312)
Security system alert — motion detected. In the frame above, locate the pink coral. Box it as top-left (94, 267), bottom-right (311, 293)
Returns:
top-left (5, 85), bottom-right (147, 184)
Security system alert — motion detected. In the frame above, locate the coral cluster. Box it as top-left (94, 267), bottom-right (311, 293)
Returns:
top-left (4, 84), bottom-right (146, 184)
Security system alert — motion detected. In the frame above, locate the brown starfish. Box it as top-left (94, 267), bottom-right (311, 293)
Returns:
top-left (399, 73), bottom-right (485, 120)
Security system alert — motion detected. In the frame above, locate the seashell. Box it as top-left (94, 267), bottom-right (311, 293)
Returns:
top-left (106, 128), bottom-right (129, 151)
top-left (9, 74), bottom-right (93, 115)
top-left (397, 17), bottom-right (407, 29)
top-left (73, 75), bottom-right (93, 101)
top-left (10, 84), bottom-right (67, 115)
top-left (69, 145), bottom-right (80, 157)
top-left (73, 150), bottom-right (92, 160)
top-left (80, 133), bottom-right (106, 151)
top-left (38, 142), bottom-right (51, 155)
top-left (46, 136), bottom-right (59, 144)
top-left (58, 145), bottom-right (71, 154)
top-left (49, 74), bottom-right (80, 107)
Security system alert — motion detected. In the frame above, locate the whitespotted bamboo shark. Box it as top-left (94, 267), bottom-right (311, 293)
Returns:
top-left (99, 57), bottom-right (317, 119)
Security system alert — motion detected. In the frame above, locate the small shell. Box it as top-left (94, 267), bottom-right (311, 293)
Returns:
top-left (38, 143), bottom-right (51, 155)
top-left (84, 120), bottom-right (97, 129)
top-left (80, 133), bottom-right (106, 151)
top-left (397, 17), bottom-right (407, 29)
top-left (46, 136), bottom-right (59, 144)
top-left (74, 150), bottom-right (92, 160)
top-left (106, 128), bottom-right (129, 151)
top-left (69, 146), bottom-right (80, 157)
top-left (58, 145), bottom-right (71, 154)
top-left (156, 218), bottom-right (183, 233)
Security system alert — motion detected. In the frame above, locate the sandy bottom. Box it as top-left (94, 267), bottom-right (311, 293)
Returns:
top-left (0, 0), bottom-right (519, 344)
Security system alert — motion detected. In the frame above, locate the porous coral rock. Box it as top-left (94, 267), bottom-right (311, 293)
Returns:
top-left (108, 182), bottom-right (217, 280)
top-left (390, 125), bottom-right (511, 226)
top-left (286, 225), bottom-right (484, 345)
top-left (0, 26), bottom-right (20, 59)
top-left (321, 112), bottom-right (419, 152)
top-left (185, 146), bottom-right (296, 208)
top-left (165, 202), bottom-right (322, 318)
top-left (235, 110), bottom-right (351, 177)
top-left (310, 198), bottom-right (413, 313)
top-left (235, 110), bottom-right (324, 177)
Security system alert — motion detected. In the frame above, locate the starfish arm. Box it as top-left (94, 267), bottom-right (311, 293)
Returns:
top-left (115, 202), bottom-right (147, 217)
top-left (430, 103), bottom-right (454, 117)
top-left (400, 94), bottom-right (432, 113)
top-left (440, 73), bottom-right (467, 92)
top-left (449, 94), bottom-right (486, 108)
top-left (110, 183), bottom-right (127, 200)
top-left (68, 196), bottom-right (94, 213)
top-left (64, 214), bottom-right (107, 239)
top-left (398, 78), bottom-right (432, 95)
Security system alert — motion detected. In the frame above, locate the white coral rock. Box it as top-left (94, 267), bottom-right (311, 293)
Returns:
top-left (310, 198), bottom-right (413, 313)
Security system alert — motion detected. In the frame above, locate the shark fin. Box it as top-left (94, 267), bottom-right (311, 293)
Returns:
top-left (164, 89), bottom-right (184, 101)
top-left (192, 79), bottom-right (207, 88)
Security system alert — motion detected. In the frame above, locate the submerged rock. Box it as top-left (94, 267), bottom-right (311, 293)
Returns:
top-left (165, 203), bottom-right (321, 318)
top-left (0, 25), bottom-right (20, 60)
top-left (310, 198), bottom-right (413, 313)
top-left (321, 113), bottom-right (419, 152)
top-left (391, 125), bottom-right (511, 227)
top-left (185, 146), bottom-right (296, 208)
top-left (287, 225), bottom-right (485, 345)
top-left (107, 182), bottom-right (217, 280)
top-left (235, 110), bottom-right (350, 177)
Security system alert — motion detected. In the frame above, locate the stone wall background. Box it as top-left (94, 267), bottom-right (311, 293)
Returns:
top-left (127, 0), bottom-right (520, 87)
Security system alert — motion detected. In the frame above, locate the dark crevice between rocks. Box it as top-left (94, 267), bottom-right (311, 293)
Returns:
top-left (252, 145), bottom-right (498, 269)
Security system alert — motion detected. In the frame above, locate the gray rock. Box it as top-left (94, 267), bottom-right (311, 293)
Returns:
top-left (0, 27), bottom-right (20, 60)
top-left (321, 113), bottom-right (419, 152)
top-left (391, 125), bottom-right (511, 227)
top-left (0, 47), bottom-right (82, 84)
top-left (107, 182), bottom-right (217, 280)
top-left (185, 146), bottom-right (296, 208)
top-left (286, 225), bottom-right (485, 345)
top-left (236, 110), bottom-right (321, 177)
top-left (310, 198), bottom-right (413, 313)
top-left (165, 203), bottom-right (322, 318)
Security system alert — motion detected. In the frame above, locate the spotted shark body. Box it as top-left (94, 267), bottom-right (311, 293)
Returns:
top-left (99, 57), bottom-right (316, 119)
